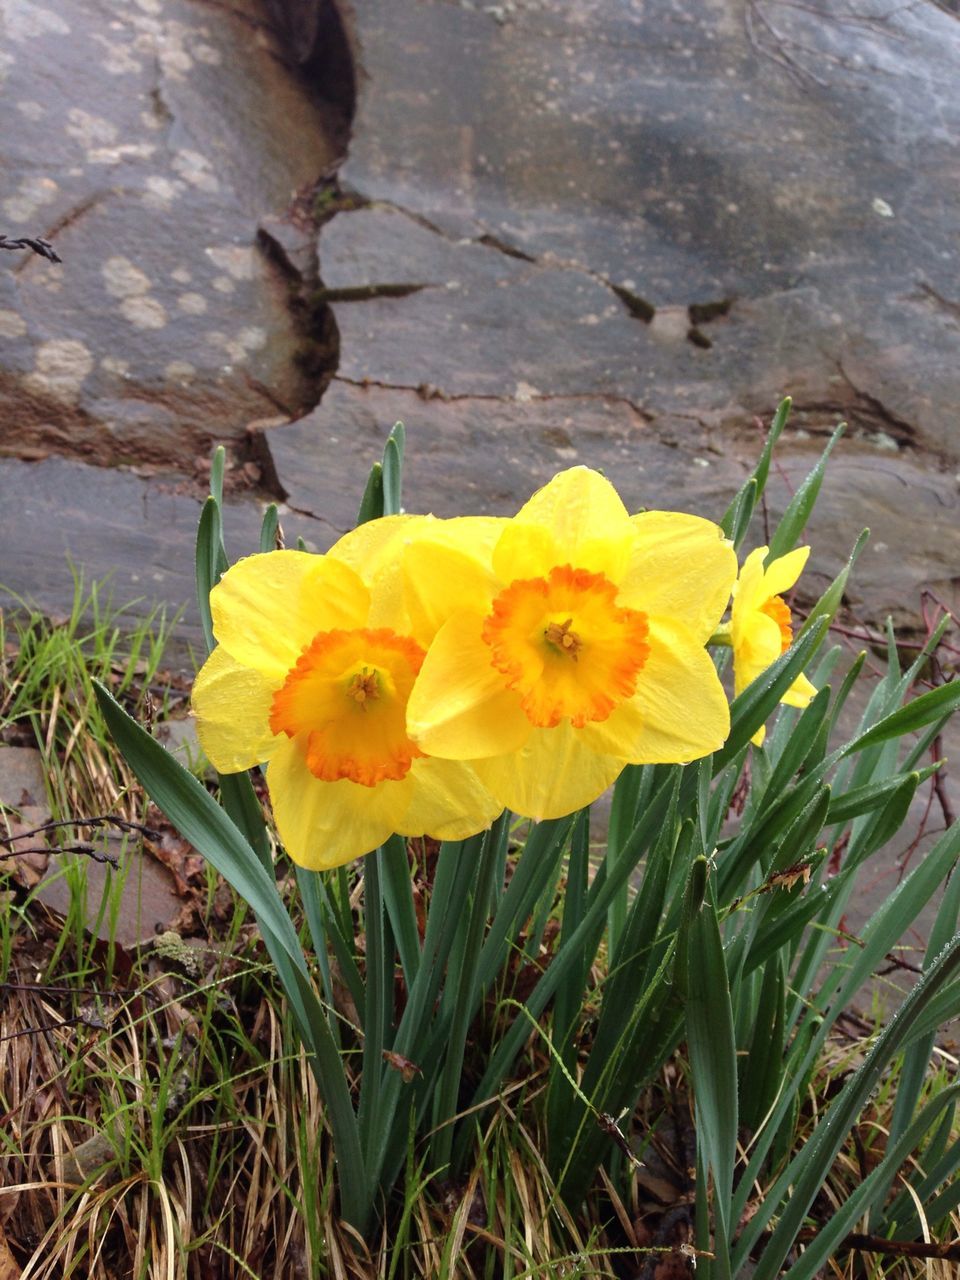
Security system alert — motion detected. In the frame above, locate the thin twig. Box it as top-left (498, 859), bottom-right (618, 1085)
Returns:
top-left (1, 842), bottom-right (120, 867)
top-left (0, 234), bottom-right (61, 263)
top-left (1, 816), bottom-right (158, 844)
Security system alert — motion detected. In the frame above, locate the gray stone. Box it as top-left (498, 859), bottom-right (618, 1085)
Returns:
top-left (0, 745), bottom-right (49, 813)
top-left (0, 0), bottom-right (341, 466)
top-left (0, 456), bottom-right (325, 657)
top-left (36, 837), bottom-right (184, 947)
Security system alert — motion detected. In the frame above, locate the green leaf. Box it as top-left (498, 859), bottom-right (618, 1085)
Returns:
top-left (380, 833), bottom-right (421, 986)
top-left (714, 618), bottom-right (829, 771)
top-left (738, 953), bottom-right (786, 1132)
top-left (259, 503), bottom-right (280, 553)
top-left (747, 932), bottom-right (960, 1280)
top-left (195, 497), bottom-right (227, 653)
top-left (720, 397), bottom-right (790, 538)
top-left (382, 435), bottom-right (403, 517)
top-left (720, 478), bottom-right (758, 551)
top-left (798, 529), bottom-right (869, 643)
top-left (686, 886), bottom-right (737, 1268)
top-left (781, 1085), bottom-right (960, 1280)
top-left (842, 680), bottom-right (960, 755)
top-left (826, 766), bottom-right (939, 825)
top-left (357, 461), bottom-right (385, 525)
top-left (209, 445), bottom-right (226, 507)
top-left (218, 770), bottom-right (271, 874)
top-left (767, 423), bottom-right (844, 562)
top-left (674, 855), bottom-right (708, 999)
top-left (753, 397), bottom-right (791, 494)
top-left (93, 677), bottom-right (370, 1227)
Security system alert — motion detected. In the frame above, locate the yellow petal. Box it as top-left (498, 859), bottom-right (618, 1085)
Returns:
top-left (511, 467), bottom-right (634, 567)
top-left (471, 720), bottom-right (624, 820)
top-left (402, 530), bottom-right (501, 645)
top-left (406, 611), bottom-right (531, 758)
top-left (761, 545), bottom-right (810, 598)
top-left (781, 670), bottom-right (818, 709)
top-left (328, 514), bottom-right (426, 579)
top-left (491, 520), bottom-right (559, 583)
top-left (733, 612), bottom-right (785, 696)
top-left (579, 618), bottom-right (730, 763)
top-left (732, 546), bottom-right (769, 624)
top-left (400, 757), bottom-right (503, 840)
top-left (620, 512), bottom-right (737, 641)
top-left (192, 645), bottom-right (280, 771)
top-left (267, 736), bottom-right (409, 869)
top-left (211, 552), bottom-right (369, 679)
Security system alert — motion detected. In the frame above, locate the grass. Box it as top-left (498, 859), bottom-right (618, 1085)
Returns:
top-left (1, 580), bottom-right (959, 1278)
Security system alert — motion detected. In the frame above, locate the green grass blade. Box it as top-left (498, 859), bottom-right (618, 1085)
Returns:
top-left (737, 876), bottom-right (960, 1276)
top-left (358, 849), bottom-right (389, 1180)
top-left (874, 848), bottom-right (960, 1230)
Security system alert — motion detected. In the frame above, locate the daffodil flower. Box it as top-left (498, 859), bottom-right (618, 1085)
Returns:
top-left (191, 544), bottom-right (501, 869)
top-left (730, 545), bottom-right (817, 746)
top-left (402, 467), bottom-right (738, 821)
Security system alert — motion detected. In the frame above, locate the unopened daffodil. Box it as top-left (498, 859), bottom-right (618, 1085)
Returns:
top-left (191, 544), bottom-right (501, 869)
top-left (401, 467), bottom-right (738, 820)
top-left (730, 545), bottom-right (817, 745)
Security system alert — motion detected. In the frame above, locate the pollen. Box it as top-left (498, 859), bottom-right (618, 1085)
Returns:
top-left (269, 628), bottom-right (425, 786)
top-left (760, 594), bottom-right (793, 654)
top-left (544, 617), bottom-right (581, 659)
top-left (347, 668), bottom-right (379, 707)
top-left (482, 564), bottom-right (650, 729)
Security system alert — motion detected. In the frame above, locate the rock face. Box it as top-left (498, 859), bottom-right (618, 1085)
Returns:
top-left (0, 0), bottom-right (345, 467)
top-left (0, 0), bottom-right (958, 652)
top-left (260, 0), bottom-right (960, 642)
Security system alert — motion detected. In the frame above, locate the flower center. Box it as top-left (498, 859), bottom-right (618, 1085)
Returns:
top-left (269, 628), bottom-right (426, 786)
top-left (760, 595), bottom-right (793, 654)
top-left (481, 564), bottom-right (650, 729)
top-left (544, 617), bottom-right (582, 659)
top-left (346, 668), bottom-right (380, 707)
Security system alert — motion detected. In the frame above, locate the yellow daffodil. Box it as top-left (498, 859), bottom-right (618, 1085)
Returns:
top-left (402, 467), bottom-right (738, 821)
top-left (191, 544), bottom-right (501, 870)
top-left (730, 545), bottom-right (817, 746)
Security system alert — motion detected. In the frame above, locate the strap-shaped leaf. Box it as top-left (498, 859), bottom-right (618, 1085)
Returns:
top-left (259, 503), bottom-right (280, 553)
top-left (842, 680), bottom-right (960, 755)
top-left (357, 461), bottom-right (385, 525)
top-left (686, 882), bottom-right (738, 1268)
top-left (714, 617), bottom-right (828, 770)
top-left (767, 423), bottom-right (844, 562)
top-left (195, 497), bottom-right (227, 653)
top-left (93, 678), bottom-right (370, 1228)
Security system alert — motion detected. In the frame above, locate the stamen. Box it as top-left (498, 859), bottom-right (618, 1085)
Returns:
top-left (347, 669), bottom-right (379, 708)
top-left (544, 617), bottom-right (581, 660)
